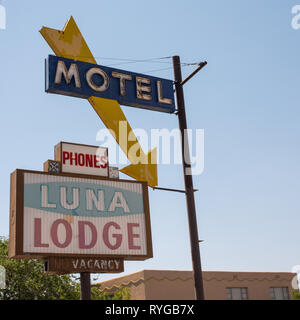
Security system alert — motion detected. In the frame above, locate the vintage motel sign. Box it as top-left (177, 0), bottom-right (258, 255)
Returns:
top-left (46, 55), bottom-right (175, 113)
top-left (44, 257), bottom-right (124, 274)
top-left (9, 169), bottom-right (153, 260)
top-left (40, 17), bottom-right (171, 187)
top-left (54, 142), bottom-right (108, 177)
top-left (44, 141), bottom-right (120, 179)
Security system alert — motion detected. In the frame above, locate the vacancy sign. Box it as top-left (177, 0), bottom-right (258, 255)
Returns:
top-left (9, 170), bottom-right (152, 260)
top-left (54, 142), bottom-right (108, 177)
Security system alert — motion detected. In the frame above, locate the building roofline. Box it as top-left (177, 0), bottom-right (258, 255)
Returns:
top-left (96, 269), bottom-right (297, 292)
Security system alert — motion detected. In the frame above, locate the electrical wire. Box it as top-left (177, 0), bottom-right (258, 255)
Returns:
top-left (143, 63), bottom-right (201, 74)
top-left (95, 56), bottom-right (173, 67)
top-left (58, 54), bottom-right (204, 74)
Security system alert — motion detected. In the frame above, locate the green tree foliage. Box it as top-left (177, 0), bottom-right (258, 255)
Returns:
top-left (91, 285), bottom-right (130, 300)
top-left (0, 237), bottom-right (129, 300)
top-left (292, 289), bottom-right (300, 300)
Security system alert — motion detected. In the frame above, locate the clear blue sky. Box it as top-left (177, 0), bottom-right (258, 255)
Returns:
top-left (0, 0), bottom-right (299, 282)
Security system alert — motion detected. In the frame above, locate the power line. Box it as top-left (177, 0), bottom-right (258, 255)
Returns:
top-left (106, 60), bottom-right (172, 67)
top-left (95, 55), bottom-right (172, 61)
top-left (49, 53), bottom-right (204, 74)
top-left (142, 66), bottom-right (174, 74)
top-left (143, 63), bottom-right (201, 74)
top-left (96, 56), bottom-right (173, 67)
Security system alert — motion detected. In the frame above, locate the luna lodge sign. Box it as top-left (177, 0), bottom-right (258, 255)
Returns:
top-left (9, 170), bottom-right (152, 260)
top-left (8, 17), bottom-right (159, 275)
top-left (9, 142), bottom-right (153, 271)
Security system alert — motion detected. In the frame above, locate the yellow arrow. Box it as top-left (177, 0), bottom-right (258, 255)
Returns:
top-left (40, 16), bottom-right (96, 64)
top-left (40, 16), bottom-right (157, 187)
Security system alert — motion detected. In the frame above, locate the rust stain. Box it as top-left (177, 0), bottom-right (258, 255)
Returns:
top-left (64, 214), bottom-right (74, 224)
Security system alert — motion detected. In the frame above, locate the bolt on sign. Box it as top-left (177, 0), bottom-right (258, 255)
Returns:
top-left (9, 170), bottom-right (152, 260)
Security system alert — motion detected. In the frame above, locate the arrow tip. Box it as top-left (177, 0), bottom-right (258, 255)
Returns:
top-left (120, 148), bottom-right (158, 187)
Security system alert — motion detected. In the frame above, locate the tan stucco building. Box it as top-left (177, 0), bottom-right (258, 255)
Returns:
top-left (97, 270), bottom-right (298, 300)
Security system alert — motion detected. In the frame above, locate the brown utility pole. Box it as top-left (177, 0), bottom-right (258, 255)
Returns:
top-left (80, 272), bottom-right (91, 300)
top-left (173, 55), bottom-right (206, 300)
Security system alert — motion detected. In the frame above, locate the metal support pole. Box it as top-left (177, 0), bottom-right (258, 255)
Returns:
top-left (180, 61), bottom-right (207, 87)
top-left (173, 55), bottom-right (205, 300)
top-left (80, 272), bottom-right (91, 300)
top-left (152, 186), bottom-right (198, 194)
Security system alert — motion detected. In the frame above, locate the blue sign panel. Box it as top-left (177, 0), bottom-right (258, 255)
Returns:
top-left (46, 55), bottom-right (175, 113)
